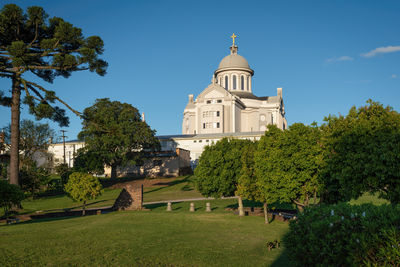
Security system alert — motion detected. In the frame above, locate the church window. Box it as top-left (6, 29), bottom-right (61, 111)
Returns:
top-left (241, 76), bottom-right (244, 90)
top-left (233, 75), bottom-right (237, 90)
top-left (203, 123), bottom-right (206, 129)
top-left (219, 77), bottom-right (222, 85)
top-left (216, 111), bottom-right (220, 117)
top-left (206, 100), bottom-right (211, 104)
top-left (225, 76), bottom-right (228, 89)
top-left (247, 76), bottom-right (249, 91)
top-left (206, 140), bottom-right (209, 142)
top-left (217, 122), bottom-right (220, 128)
top-left (194, 140), bottom-right (197, 143)
top-left (217, 100), bottom-right (222, 103)
top-left (271, 114), bottom-right (274, 124)
top-left (199, 140), bottom-right (202, 143)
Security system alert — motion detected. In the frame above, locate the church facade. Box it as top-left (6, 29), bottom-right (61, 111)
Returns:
top-left (159, 35), bottom-right (287, 164)
top-left (182, 39), bottom-right (287, 135)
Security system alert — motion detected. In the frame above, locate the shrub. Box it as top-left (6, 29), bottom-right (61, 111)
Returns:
top-left (284, 203), bottom-right (400, 266)
top-left (55, 163), bottom-right (72, 185)
top-left (20, 162), bottom-right (51, 198)
top-left (0, 180), bottom-right (25, 218)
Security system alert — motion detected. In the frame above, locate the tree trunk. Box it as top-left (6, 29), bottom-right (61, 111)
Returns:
top-left (314, 189), bottom-right (317, 205)
top-left (82, 200), bottom-right (86, 216)
top-left (238, 196), bottom-right (245, 217)
top-left (111, 164), bottom-right (117, 179)
top-left (263, 202), bottom-right (269, 224)
top-left (9, 76), bottom-right (21, 185)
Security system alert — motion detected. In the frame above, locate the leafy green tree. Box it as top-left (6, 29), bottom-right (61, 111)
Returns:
top-left (73, 148), bottom-right (104, 175)
top-left (0, 179), bottom-right (24, 218)
top-left (237, 141), bottom-right (273, 223)
top-left (321, 100), bottom-right (400, 204)
top-left (78, 98), bottom-right (159, 179)
top-left (64, 172), bottom-right (103, 215)
top-left (2, 119), bottom-right (56, 167)
top-left (0, 4), bottom-right (107, 185)
top-left (195, 138), bottom-right (254, 216)
top-left (256, 124), bottom-right (323, 211)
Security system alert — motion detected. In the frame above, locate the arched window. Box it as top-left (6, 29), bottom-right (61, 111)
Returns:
top-left (247, 76), bottom-right (249, 91)
top-left (233, 75), bottom-right (237, 90)
top-left (241, 76), bottom-right (244, 90)
top-left (225, 76), bottom-right (228, 89)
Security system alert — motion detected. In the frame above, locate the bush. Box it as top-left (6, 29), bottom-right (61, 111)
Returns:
top-left (0, 180), bottom-right (25, 218)
top-left (55, 163), bottom-right (72, 185)
top-left (284, 203), bottom-right (400, 266)
top-left (20, 162), bottom-right (51, 198)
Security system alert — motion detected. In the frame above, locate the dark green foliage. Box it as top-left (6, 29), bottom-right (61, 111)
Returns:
top-left (0, 163), bottom-right (7, 180)
top-left (0, 4), bottom-right (107, 123)
top-left (0, 179), bottom-right (24, 217)
top-left (19, 160), bottom-right (51, 197)
top-left (55, 163), bottom-right (72, 185)
top-left (321, 100), bottom-right (400, 204)
top-left (73, 148), bottom-right (104, 175)
top-left (78, 98), bottom-right (159, 178)
top-left (255, 123), bottom-right (322, 209)
top-left (284, 203), bottom-right (400, 266)
top-left (194, 138), bottom-right (253, 198)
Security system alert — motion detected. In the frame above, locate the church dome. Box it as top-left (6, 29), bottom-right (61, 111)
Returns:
top-left (218, 54), bottom-right (251, 70)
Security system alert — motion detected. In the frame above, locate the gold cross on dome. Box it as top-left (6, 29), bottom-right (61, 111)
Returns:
top-left (230, 33), bottom-right (237, 46)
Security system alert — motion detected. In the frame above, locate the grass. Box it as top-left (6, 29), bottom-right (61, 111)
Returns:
top-left (143, 175), bottom-right (203, 202)
top-left (0, 204), bottom-right (291, 266)
top-left (19, 188), bottom-right (122, 215)
top-left (0, 175), bottom-right (392, 266)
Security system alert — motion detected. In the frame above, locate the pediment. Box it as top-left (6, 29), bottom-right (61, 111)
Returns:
top-left (197, 83), bottom-right (233, 101)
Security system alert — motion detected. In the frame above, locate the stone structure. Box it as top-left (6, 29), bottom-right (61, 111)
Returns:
top-left (112, 184), bottom-right (143, 211)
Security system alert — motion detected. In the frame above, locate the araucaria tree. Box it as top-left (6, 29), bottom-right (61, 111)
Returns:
top-left (256, 124), bottom-right (323, 211)
top-left (0, 4), bottom-right (107, 185)
top-left (78, 98), bottom-right (160, 179)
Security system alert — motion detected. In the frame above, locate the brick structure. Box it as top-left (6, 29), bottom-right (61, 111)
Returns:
top-left (112, 184), bottom-right (143, 211)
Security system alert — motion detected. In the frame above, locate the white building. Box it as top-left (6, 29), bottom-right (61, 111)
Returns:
top-left (160, 36), bottom-right (287, 164)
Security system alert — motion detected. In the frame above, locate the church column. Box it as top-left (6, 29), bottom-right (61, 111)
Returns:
top-left (249, 76), bottom-right (252, 92)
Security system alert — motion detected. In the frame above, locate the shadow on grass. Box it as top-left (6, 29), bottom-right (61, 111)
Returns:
top-left (270, 248), bottom-right (293, 267)
top-left (144, 176), bottom-right (194, 195)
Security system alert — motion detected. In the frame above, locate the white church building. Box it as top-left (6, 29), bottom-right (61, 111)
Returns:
top-left (158, 35), bottom-right (287, 164)
top-left (48, 35), bottom-right (287, 172)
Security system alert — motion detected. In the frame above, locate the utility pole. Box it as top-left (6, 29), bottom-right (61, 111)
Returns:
top-left (61, 130), bottom-right (67, 165)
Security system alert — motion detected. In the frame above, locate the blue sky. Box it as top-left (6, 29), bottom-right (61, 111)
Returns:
top-left (1, 0), bottom-right (399, 140)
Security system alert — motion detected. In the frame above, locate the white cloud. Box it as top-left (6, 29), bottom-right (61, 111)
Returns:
top-left (391, 74), bottom-right (397, 79)
top-left (326, 56), bottom-right (354, 63)
top-left (361, 46), bottom-right (400, 58)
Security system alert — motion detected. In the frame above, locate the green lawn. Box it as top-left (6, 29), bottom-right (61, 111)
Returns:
top-left (0, 202), bottom-right (291, 266)
top-left (0, 175), bottom-right (392, 266)
top-left (20, 188), bottom-right (122, 214)
top-left (143, 175), bottom-right (203, 202)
